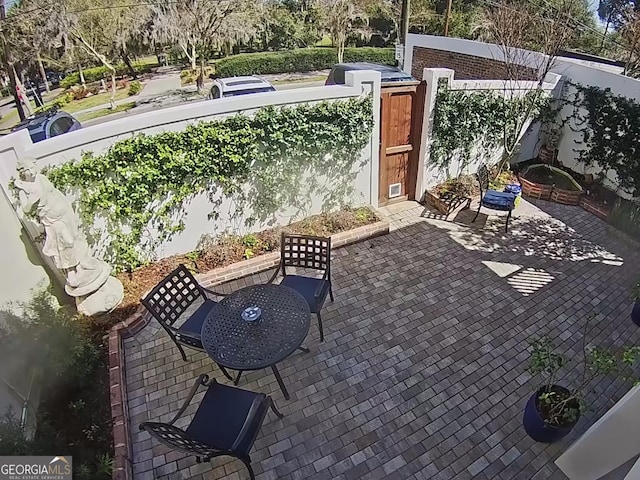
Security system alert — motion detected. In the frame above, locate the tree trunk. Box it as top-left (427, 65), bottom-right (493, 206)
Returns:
top-left (599, 17), bottom-right (610, 54)
top-left (197, 59), bottom-right (205, 92)
top-left (37, 52), bottom-right (49, 93)
top-left (122, 51), bottom-right (137, 79)
top-left (78, 64), bottom-right (85, 86)
top-left (337, 39), bottom-right (345, 63)
top-left (110, 72), bottom-right (116, 110)
top-left (191, 44), bottom-right (197, 71)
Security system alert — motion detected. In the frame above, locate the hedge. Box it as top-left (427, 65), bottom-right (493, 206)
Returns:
top-left (60, 61), bottom-right (156, 89)
top-left (215, 47), bottom-right (395, 77)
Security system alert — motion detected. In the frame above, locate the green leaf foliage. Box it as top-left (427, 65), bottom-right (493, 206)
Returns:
top-left (215, 47), bottom-right (394, 77)
top-left (430, 84), bottom-right (549, 174)
top-left (46, 97), bottom-right (373, 272)
top-left (571, 85), bottom-right (640, 196)
top-left (60, 61), bottom-right (156, 89)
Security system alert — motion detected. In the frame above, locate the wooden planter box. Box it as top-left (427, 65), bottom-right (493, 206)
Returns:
top-left (580, 197), bottom-right (611, 221)
top-left (424, 190), bottom-right (451, 215)
top-left (539, 146), bottom-right (558, 164)
top-left (424, 190), bottom-right (470, 216)
top-left (550, 188), bottom-right (581, 206)
top-left (520, 176), bottom-right (553, 201)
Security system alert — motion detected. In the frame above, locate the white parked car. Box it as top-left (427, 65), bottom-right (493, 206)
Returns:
top-left (208, 75), bottom-right (276, 99)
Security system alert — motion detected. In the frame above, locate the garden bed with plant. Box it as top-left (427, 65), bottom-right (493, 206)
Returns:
top-left (424, 168), bottom-right (518, 215)
top-left (111, 206), bottom-right (379, 325)
top-left (0, 291), bottom-right (113, 479)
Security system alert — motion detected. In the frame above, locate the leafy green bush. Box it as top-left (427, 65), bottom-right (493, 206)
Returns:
top-left (343, 47), bottom-right (395, 64)
top-left (48, 96), bottom-right (373, 271)
top-left (128, 80), bottom-right (142, 96)
top-left (215, 47), bottom-right (394, 76)
top-left (609, 198), bottom-right (640, 240)
top-left (0, 290), bottom-right (111, 478)
top-left (60, 62), bottom-right (156, 89)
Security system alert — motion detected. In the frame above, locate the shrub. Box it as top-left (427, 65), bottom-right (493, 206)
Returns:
top-left (60, 62), bottom-right (156, 89)
top-left (128, 80), bottom-right (142, 96)
top-left (0, 290), bottom-right (110, 477)
top-left (70, 85), bottom-right (89, 100)
top-left (609, 198), bottom-right (640, 240)
top-left (215, 47), bottom-right (394, 76)
top-left (52, 92), bottom-right (74, 108)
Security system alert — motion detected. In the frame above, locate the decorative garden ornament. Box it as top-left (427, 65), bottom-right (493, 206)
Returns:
top-left (14, 157), bottom-right (123, 316)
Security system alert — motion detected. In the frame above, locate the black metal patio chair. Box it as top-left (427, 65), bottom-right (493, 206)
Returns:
top-left (472, 163), bottom-right (517, 232)
top-left (268, 233), bottom-right (333, 342)
top-left (141, 265), bottom-right (233, 380)
top-left (140, 374), bottom-right (283, 480)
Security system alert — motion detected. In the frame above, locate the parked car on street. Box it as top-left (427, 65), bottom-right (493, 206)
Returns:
top-left (325, 63), bottom-right (415, 85)
top-left (12, 109), bottom-right (81, 143)
top-left (208, 75), bottom-right (276, 99)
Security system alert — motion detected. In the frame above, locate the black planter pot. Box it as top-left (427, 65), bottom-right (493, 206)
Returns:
top-left (632, 299), bottom-right (640, 326)
top-left (523, 385), bottom-right (579, 443)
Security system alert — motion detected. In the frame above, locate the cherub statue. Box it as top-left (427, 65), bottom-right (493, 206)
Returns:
top-left (14, 157), bottom-right (88, 270)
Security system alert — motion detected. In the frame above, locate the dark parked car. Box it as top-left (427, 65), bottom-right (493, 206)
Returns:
top-left (12, 109), bottom-right (81, 143)
top-left (326, 63), bottom-right (415, 85)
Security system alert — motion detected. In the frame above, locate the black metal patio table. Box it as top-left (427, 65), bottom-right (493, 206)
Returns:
top-left (201, 284), bottom-right (310, 400)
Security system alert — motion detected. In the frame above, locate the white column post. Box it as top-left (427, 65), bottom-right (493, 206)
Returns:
top-left (415, 68), bottom-right (455, 200)
top-left (555, 384), bottom-right (640, 480)
top-left (346, 70), bottom-right (382, 208)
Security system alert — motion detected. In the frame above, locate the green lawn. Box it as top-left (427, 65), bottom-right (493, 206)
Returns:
top-left (0, 108), bottom-right (19, 131)
top-left (61, 89), bottom-right (132, 114)
top-left (76, 101), bottom-right (136, 123)
top-left (316, 35), bottom-right (333, 47)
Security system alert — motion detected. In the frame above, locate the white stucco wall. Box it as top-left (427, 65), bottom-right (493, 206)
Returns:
top-left (416, 66), bottom-right (560, 195)
top-left (405, 35), bottom-right (640, 198)
top-left (0, 71), bottom-right (381, 267)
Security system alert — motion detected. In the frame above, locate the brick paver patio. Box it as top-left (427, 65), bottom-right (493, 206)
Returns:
top-left (124, 199), bottom-right (640, 480)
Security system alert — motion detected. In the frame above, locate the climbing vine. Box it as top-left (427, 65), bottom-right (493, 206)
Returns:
top-left (47, 97), bottom-right (373, 272)
top-left (430, 83), bottom-right (549, 175)
top-left (559, 83), bottom-right (640, 196)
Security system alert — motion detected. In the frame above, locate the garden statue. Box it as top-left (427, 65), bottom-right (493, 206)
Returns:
top-left (14, 157), bottom-right (123, 316)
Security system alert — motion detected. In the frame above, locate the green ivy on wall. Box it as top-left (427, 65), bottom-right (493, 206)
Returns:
top-left (430, 83), bottom-right (549, 175)
top-left (47, 97), bottom-right (373, 272)
top-left (562, 84), bottom-right (640, 196)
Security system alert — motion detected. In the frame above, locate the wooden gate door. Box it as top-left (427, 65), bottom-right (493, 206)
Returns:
top-left (378, 82), bottom-right (426, 206)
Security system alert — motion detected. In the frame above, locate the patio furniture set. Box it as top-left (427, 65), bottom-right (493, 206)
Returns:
top-left (139, 233), bottom-right (333, 479)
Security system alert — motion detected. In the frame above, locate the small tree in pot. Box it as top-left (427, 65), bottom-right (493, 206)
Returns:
top-left (524, 316), bottom-right (640, 443)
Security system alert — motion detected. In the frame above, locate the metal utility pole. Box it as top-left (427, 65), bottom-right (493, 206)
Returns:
top-left (0, 1), bottom-right (26, 122)
top-left (443, 0), bottom-right (453, 37)
top-left (398, 0), bottom-right (410, 69)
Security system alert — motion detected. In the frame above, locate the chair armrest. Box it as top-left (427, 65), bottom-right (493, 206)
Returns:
top-left (314, 270), bottom-right (330, 298)
top-left (266, 261), bottom-right (282, 285)
top-left (167, 374), bottom-right (210, 425)
top-left (230, 395), bottom-right (265, 451)
top-left (201, 286), bottom-right (227, 298)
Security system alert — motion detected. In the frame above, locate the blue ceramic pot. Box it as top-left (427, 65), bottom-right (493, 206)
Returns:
top-left (523, 386), bottom-right (579, 443)
top-left (632, 300), bottom-right (640, 327)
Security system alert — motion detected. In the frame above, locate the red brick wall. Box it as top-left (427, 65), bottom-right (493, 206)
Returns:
top-left (411, 46), bottom-right (538, 81)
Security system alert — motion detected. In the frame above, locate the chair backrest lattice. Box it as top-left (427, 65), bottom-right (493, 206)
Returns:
top-left (476, 163), bottom-right (490, 193)
top-left (281, 234), bottom-right (330, 273)
top-left (141, 265), bottom-right (204, 328)
top-left (141, 422), bottom-right (220, 457)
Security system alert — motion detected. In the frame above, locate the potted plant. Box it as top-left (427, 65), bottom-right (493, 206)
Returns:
top-left (524, 317), bottom-right (640, 443)
top-left (631, 280), bottom-right (640, 326)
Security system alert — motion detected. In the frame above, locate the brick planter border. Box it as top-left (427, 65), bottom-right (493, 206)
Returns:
top-left (108, 219), bottom-right (389, 480)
